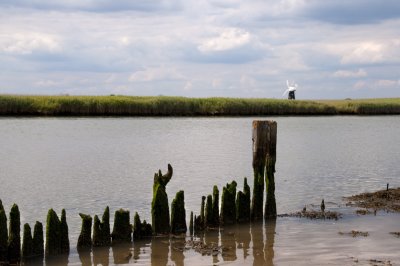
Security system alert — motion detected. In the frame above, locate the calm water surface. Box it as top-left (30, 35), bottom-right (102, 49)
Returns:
top-left (0, 116), bottom-right (399, 265)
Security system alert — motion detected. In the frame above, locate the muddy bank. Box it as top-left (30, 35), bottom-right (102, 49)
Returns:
top-left (345, 187), bottom-right (400, 213)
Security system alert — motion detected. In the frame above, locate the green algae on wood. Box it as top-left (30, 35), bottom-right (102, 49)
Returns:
top-left (8, 204), bottom-right (21, 264)
top-left (264, 121), bottom-right (277, 220)
top-left (22, 223), bottom-right (33, 259)
top-left (32, 221), bottom-right (44, 258)
top-left (189, 212), bottom-right (193, 236)
top-left (133, 212), bottom-right (151, 239)
top-left (0, 200), bottom-right (8, 262)
top-left (152, 164), bottom-right (173, 235)
top-left (236, 178), bottom-right (251, 223)
top-left (170, 190), bottom-right (187, 234)
top-left (45, 209), bottom-right (69, 257)
top-left (77, 214), bottom-right (92, 250)
top-left (111, 209), bottom-right (131, 244)
top-left (212, 186), bottom-right (220, 227)
top-left (220, 181), bottom-right (237, 225)
top-left (205, 195), bottom-right (213, 228)
top-left (93, 206), bottom-right (111, 247)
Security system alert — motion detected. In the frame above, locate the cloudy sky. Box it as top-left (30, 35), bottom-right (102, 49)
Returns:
top-left (0, 0), bottom-right (399, 99)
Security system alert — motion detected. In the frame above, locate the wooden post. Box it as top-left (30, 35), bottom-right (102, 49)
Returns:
top-left (264, 121), bottom-right (277, 219)
top-left (251, 120), bottom-right (277, 221)
top-left (0, 200), bottom-right (8, 262)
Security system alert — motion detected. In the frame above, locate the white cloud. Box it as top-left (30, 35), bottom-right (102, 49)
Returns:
top-left (198, 28), bottom-right (251, 53)
top-left (0, 32), bottom-right (61, 55)
top-left (129, 67), bottom-right (185, 82)
top-left (341, 42), bottom-right (384, 64)
top-left (333, 69), bottom-right (367, 78)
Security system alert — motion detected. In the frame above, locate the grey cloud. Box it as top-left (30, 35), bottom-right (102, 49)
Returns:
top-left (0, 0), bottom-right (183, 12)
top-left (301, 0), bottom-right (400, 24)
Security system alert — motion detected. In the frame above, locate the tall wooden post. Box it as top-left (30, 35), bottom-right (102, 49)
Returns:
top-left (264, 121), bottom-right (277, 219)
top-left (251, 120), bottom-right (277, 221)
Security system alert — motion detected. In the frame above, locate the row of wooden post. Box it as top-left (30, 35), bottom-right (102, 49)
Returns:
top-left (0, 120), bottom-right (277, 263)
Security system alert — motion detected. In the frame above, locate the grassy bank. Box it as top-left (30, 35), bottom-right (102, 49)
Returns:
top-left (0, 95), bottom-right (399, 116)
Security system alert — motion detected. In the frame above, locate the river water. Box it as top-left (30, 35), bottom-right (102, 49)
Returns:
top-left (0, 116), bottom-right (399, 265)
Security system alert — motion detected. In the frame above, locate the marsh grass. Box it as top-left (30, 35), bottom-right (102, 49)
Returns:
top-left (0, 95), bottom-right (399, 116)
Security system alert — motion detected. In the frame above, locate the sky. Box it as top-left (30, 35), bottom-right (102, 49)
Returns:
top-left (0, 0), bottom-right (399, 99)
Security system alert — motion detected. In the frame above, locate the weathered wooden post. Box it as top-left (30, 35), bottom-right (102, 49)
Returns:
top-left (0, 200), bottom-right (8, 262)
top-left (251, 120), bottom-right (277, 221)
top-left (93, 206), bottom-right (111, 247)
top-left (60, 209), bottom-right (70, 254)
top-left (171, 190), bottom-right (187, 234)
top-left (236, 177), bottom-right (251, 223)
top-left (22, 223), bottom-right (33, 260)
top-left (220, 181), bottom-right (237, 225)
top-left (133, 212), bottom-right (151, 239)
top-left (32, 221), bottom-right (44, 258)
top-left (189, 211), bottom-right (194, 235)
top-left (264, 121), bottom-right (277, 219)
top-left (45, 208), bottom-right (69, 257)
top-left (8, 204), bottom-right (21, 264)
top-left (111, 209), bottom-right (131, 244)
top-left (77, 214), bottom-right (92, 250)
top-left (200, 196), bottom-right (206, 228)
top-left (205, 195), bottom-right (213, 227)
top-left (152, 164), bottom-right (173, 235)
top-left (212, 186), bottom-right (219, 227)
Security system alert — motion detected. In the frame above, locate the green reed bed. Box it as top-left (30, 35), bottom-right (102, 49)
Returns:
top-left (0, 95), bottom-right (399, 116)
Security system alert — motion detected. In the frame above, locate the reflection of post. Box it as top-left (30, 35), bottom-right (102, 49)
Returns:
top-left (78, 249), bottom-right (91, 266)
top-left (132, 239), bottom-right (150, 263)
top-left (170, 238), bottom-right (185, 266)
top-left (204, 229), bottom-right (219, 264)
top-left (93, 246), bottom-right (110, 266)
top-left (112, 242), bottom-right (132, 264)
top-left (264, 218), bottom-right (276, 266)
top-left (235, 224), bottom-right (251, 260)
top-left (151, 238), bottom-right (169, 266)
top-left (221, 226), bottom-right (237, 262)
top-left (251, 222), bottom-right (265, 266)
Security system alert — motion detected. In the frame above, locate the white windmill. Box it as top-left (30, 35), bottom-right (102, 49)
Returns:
top-left (282, 80), bottom-right (297, 100)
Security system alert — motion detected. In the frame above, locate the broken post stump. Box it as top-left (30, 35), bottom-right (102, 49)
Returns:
top-left (152, 164), bottom-right (173, 235)
top-left (133, 212), bottom-right (152, 239)
top-left (189, 212), bottom-right (193, 235)
top-left (220, 181), bottom-right (237, 225)
top-left (93, 206), bottom-right (111, 247)
top-left (111, 209), bottom-right (131, 244)
top-left (77, 214), bottom-right (92, 251)
top-left (22, 223), bottom-right (33, 260)
top-left (251, 120), bottom-right (277, 221)
top-left (205, 195), bottom-right (213, 228)
top-left (171, 190), bottom-right (187, 234)
top-left (236, 177), bottom-right (251, 223)
top-left (212, 186), bottom-right (219, 227)
top-left (45, 209), bottom-right (70, 257)
top-left (8, 204), bottom-right (21, 264)
top-left (0, 200), bottom-right (8, 262)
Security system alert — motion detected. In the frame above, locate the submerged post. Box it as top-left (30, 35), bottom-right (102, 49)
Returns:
top-left (251, 120), bottom-right (277, 221)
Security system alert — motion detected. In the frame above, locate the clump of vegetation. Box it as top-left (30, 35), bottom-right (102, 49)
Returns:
top-left (2, 95), bottom-right (397, 116)
top-left (338, 230), bottom-right (369, 237)
top-left (345, 187), bottom-right (400, 213)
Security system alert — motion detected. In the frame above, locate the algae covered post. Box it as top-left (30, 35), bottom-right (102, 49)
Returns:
top-left (251, 120), bottom-right (277, 221)
top-left (152, 164), bottom-right (173, 235)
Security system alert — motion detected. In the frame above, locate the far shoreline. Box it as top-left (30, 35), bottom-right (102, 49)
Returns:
top-left (1, 95), bottom-right (399, 116)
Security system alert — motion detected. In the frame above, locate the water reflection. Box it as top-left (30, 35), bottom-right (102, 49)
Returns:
top-left (73, 221), bottom-right (276, 265)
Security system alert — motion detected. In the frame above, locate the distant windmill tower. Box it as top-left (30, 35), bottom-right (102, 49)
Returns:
top-left (283, 80), bottom-right (298, 100)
